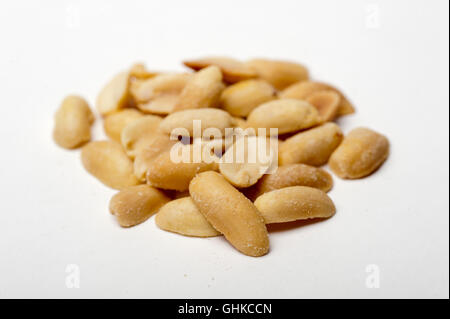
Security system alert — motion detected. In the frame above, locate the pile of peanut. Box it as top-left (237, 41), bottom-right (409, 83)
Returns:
top-left (53, 57), bottom-right (389, 257)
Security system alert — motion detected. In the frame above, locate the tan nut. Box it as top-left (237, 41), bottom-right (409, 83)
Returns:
top-left (246, 58), bottom-right (309, 90)
top-left (155, 197), bottom-right (221, 237)
top-left (129, 63), bottom-right (158, 80)
top-left (120, 115), bottom-right (163, 158)
top-left (329, 127), bottom-right (389, 179)
top-left (109, 184), bottom-right (170, 227)
top-left (175, 66), bottom-right (225, 111)
top-left (81, 141), bottom-right (140, 189)
top-left (189, 171), bottom-right (269, 257)
top-left (245, 164), bottom-right (333, 201)
top-left (96, 71), bottom-right (132, 116)
top-left (138, 94), bottom-right (179, 115)
top-left (53, 95), bottom-right (94, 149)
top-left (279, 122), bottom-right (343, 166)
top-left (247, 99), bottom-right (320, 135)
top-left (280, 81), bottom-right (355, 116)
top-left (146, 144), bottom-right (219, 191)
top-left (220, 79), bottom-right (276, 117)
top-left (103, 109), bottom-right (143, 142)
top-left (183, 56), bottom-right (257, 83)
top-left (306, 90), bottom-right (341, 122)
top-left (159, 108), bottom-right (233, 136)
top-left (254, 186), bottom-right (336, 224)
top-left (132, 73), bottom-right (191, 103)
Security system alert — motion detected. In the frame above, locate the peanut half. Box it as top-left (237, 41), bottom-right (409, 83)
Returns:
top-left (103, 109), bottom-right (143, 142)
top-left (81, 141), bottom-right (140, 189)
top-left (306, 90), bottom-right (341, 122)
top-left (246, 58), bottom-right (309, 90)
top-left (279, 122), bottom-right (343, 166)
top-left (156, 197), bottom-right (221, 237)
top-left (109, 184), bottom-right (170, 227)
top-left (247, 99), bottom-right (320, 135)
top-left (183, 57), bottom-right (257, 83)
top-left (53, 95), bottom-right (94, 149)
top-left (175, 66), bottom-right (225, 111)
top-left (120, 115), bottom-right (163, 158)
top-left (189, 171), bottom-right (269, 257)
top-left (96, 71), bottom-right (132, 116)
top-left (245, 164), bottom-right (333, 201)
top-left (329, 127), bottom-right (389, 179)
top-left (220, 79), bottom-right (276, 117)
top-left (254, 186), bottom-right (336, 224)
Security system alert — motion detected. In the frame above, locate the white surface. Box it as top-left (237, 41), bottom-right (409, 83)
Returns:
top-left (0, 0), bottom-right (448, 299)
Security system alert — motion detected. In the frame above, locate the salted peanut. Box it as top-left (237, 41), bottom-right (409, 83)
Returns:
top-left (81, 141), bottom-right (139, 189)
top-left (220, 79), bottom-right (276, 117)
top-left (96, 71), bottom-right (132, 116)
top-left (132, 73), bottom-right (191, 103)
top-left (189, 171), bottom-right (269, 257)
top-left (133, 134), bottom-right (177, 181)
top-left (184, 56), bottom-right (257, 83)
top-left (156, 197), bottom-right (221, 237)
top-left (121, 115), bottom-right (163, 158)
top-left (254, 186), bottom-right (335, 224)
top-left (246, 58), bottom-right (309, 90)
top-left (53, 95), bottom-right (94, 149)
top-left (306, 90), bottom-right (340, 122)
top-left (280, 81), bottom-right (355, 116)
top-left (103, 109), bottom-right (143, 142)
top-left (279, 122), bottom-right (343, 166)
top-left (219, 136), bottom-right (277, 188)
top-left (138, 94), bottom-right (179, 115)
top-left (245, 164), bottom-right (333, 201)
top-left (146, 144), bottom-right (219, 191)
top-left (231, 117), bottom-right (248, 130)
top-left (329, 127), bottom-right (389, 179)
top-left (247, 99), bottom-right (320, 135)
top-left (109, 184), bottom-right (169, 227)
top-left (159, 108), bottom-right (233, 136)
top-left (175, 66), bottom-right (225, 111)
top-left (129, 63), bottom-right (158, 80)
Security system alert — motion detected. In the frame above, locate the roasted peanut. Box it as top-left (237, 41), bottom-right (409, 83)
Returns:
top-left (219, 136), bottom-right (277, 188)
top-left (159, 108), bottom-right (233, 136)
top-left (156, 197), bottom-right (221, 237)
top-left (189, 171), bottom-right (269, 257)
top-left (53, 95), bottom-right (94, 149)
top-left (306, 90), bottom-right (341, 122)
top-left (220, 79), bottom-right (276, 117)
top-left (109, 184), bottom-right (170, 227)
top-left (246, 58), bottom-right (309, 90)
top-left (245, 164), bottom-right (333, 201)
top-left (175, 66), bottom-right (225, 111)
top-left (132, 73), bottom-right (191, 103)
top-left (138, 94), bottom-right (179, 115)
top-left (280, 81), bottom-right (355, 116)
top-left (254, 186), bottom-right (336, 223)
top-left (81, 141), bottom-right (140, 189)
top-left (129, 63), bottom-right (158, 80)
top-left (146, 144), bottom-right (219, 191)
top-left (121, 115), bottom-right (163, 158)
top-left (96, 71), bottom-right (132, 115)
top-left (103, 109), bottom-right (143, 142)
top-left (183, 56), bottom-right (257, 83)
top-left (329, 127), bottom-right (389, 179)
top-left (279, 123), bottom-right (343, 166)
top-left (247, 99), bottom-right (320, 135)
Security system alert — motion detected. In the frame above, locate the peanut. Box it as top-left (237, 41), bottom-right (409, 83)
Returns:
top-left (156, 197), bottom-right (221, 237)
top-left (109, 184), bottom-right (170, 227)
top-left (306, 90), bottom-right (341, 122)
top-left (129, 63), bottom-right (158, 80)
top-left (246, 58), bottom-right (309, 90)
top-left (138, 94), bottom-right (179, 115)
top-left (120, 115), bottom-right (163, 158)
top-left (183, 56), bottom-right (257, 83)
top-left (279, 122), bottom-right (343, 166)
top-left (247, 99), bottom-right (320, 135)
top-left (53, 95), bottom-right (94, 149)
top-left (245, 164), bottom-right (333, 201)
top-left (132, 73), bottom-right (191, 103)
top-left (220, 79), bottom-right (276, 117)
top-left (103, 109), bottom-right (143, 142)
top-left (254, 186), bottom-right (336, 224)
top-left (329, 127), bottom-right (389, 179)
top-left (189, 171), bottom-right (269, 257)
top-left (81, 141), bottom-right (140, 189)
top-left (175, 66), bottom-right (225, 111)
top-left (96, 71), bottom-right (132, 116)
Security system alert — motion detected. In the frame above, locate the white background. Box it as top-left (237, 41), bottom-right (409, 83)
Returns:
top-left (0, 0), bottom-right (448, 299)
